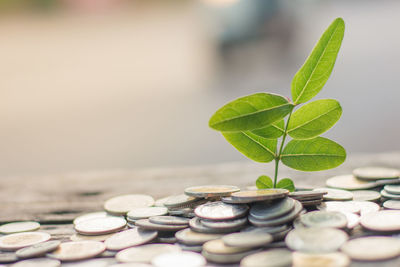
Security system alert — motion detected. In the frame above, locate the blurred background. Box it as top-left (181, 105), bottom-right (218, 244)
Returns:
top-left (1, 0), bottom-right (399, 177)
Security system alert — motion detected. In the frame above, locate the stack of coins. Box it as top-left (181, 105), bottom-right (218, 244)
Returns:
top-left (289, 190), bottom-right (326, 206)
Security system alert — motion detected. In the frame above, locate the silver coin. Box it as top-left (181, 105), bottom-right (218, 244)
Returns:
top-left (292, 252), bottom-right (350, 267)
top-left (189, 217), bottom-right (232, 234)
top-left (250, 198), bottom-right (295, 220)
top-left (349, 201), bottom-right (380, 216)
top-left (285, 227), bottom-right (348, 253)
top-left (157, 236), bottom-right (177, 244)
top-left (381, 189), bottom-right (400, 200)
top-left (10, 258), bottom-right (61, 267)
top-left (317, 201), bottom-right (360, 214)
top-left (375, 178), bottom-right (400, 186)
top-left (75, 217), bottom-right (126, 235)
top-left (313, 188), bottom-right (353, 201)
top-left (194, 201), bottom-right (248, 220)
top-left (0, 232), bottom-right (51, 251)
top-left (116, 244), bottom-right (181, 263)
top-left (152, 251), bottom-right (206, 267)
top-left (0, 222), bottom-right (40, 234)
top-left (221, 196), bottom-right (254, 204)
top-left (127, 207), bottom-right (168, 220)
top-left (341, 236), bottom-right (400, 261)
top-left (0, 252), bottom-right (18, 263)
top-left (16, 240), bottom-right (60, 258)
top-left (184, 185), bottom-right (240, 198)
top-left (384, 184), bottom-right (400, 195)
top-left (47, 241), bottom-right (105, 261)
top-left (135, 219), bottom-right (188, 231)
top-left (105, 228), bottom-right (158, 251)
top-left (300, 199), bottom-right (323, 206)
top-left (203, 239), bottom-right (251, 254)
top-left (70, 233), bottom-right (115, 242)
top-left (289, 191), bottom-right (326, 199)
top-left (149, 216), bottom-right (190, 226)
top-left (175, 228), bottom-right (222, 245)
top-left (240, 249), bottom-right (292, 267)
top-left (202, 249), bottom-right (256, 264)
top-left (353, 167), bottom-right (400, 181)
top-left (222, 232), bottom-right (273, 248)
top-left (104, 194), bottom-right (155, 215)
top-left (178, 243), bottom-right (203, 253)
top-left (360, 210), bottom-right (400, 232)
top-left (167, 207), bottom-right (195, 217)
top-left (200, 217), bottom-right (247, 230)
top-left (383, 199), bottom-right (400, 210)
top-left (73, 212), bottom-right (119, 225)
top-left (326, 174), bottom-right (377, 190)
top-left (231, 189), bottom-right (289, 202)
top-left (164, 194), bottom-right (201, 208)
top-left (241, 225), bottom-right (288, 234)
top-left (300, 211), bottom-right (347, 228)
top-left (352, 190), bottom-right (381, 202)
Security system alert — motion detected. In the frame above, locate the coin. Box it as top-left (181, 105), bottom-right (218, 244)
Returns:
top-left (384, 184), bottom-right (400, 195)
top-left (360, 210), bottom-right (400, 231)
top-left (292, 252), bottom-right (350, 267)
top-left (0, 232), bottom-right (51, 251)
top-left (104, 194), bottom-right (155, 215)
top-left (149, 216), bottom-right (190, 226)
top-left (300, 199), bottom-right (323, 206)
top-left (285, 227), bottom-right (348, 253)
top-left (289, 190), bottom-right (326, 199)
top-left (231, 189), bottom-right (288, 202)
top-left (383, 200), bottom-right (400, 210)
top-left (0, 222), bottom-right (40, 234)
top-left (317, 201), bottom-right (360, 214)
top-left (341, 212), bottom-right (360, 229)
top-left (175, 229), bottom-right (222, 245)
top-left (313, 188), bottom-right (353, 201)
top-left (202, 249), bottom-right (256, 264)
top-left (300, 211), bottom-right (347, 228)
top-left (353, 167), bottom-right (400, 181)
top-left (127, 207), bottom-right (168, 220)
top-left (352, 190), bottom-right (381, 202)
top-left (105, 228), bottom-right (158, 251)
top-left (116, 244), bottom-right (181, 263)
top-left (189, 217), bottom-right (234, 234)
top-left (200, 217), bottom-right (247, 230)
top-left (152, 251), bottom-right (206, 267)
top-left (73, 212), bottom-right (119, 225)
top-left (47, 241), bottom-right (105, 261)
top-left (349, 201), bottom-right (380, 216)
top-left (326, 174), bottom-right (376, 190)
top-left (0, 252), bottom-right (18, 263)
top-left (381, 189), bottom-right (400, 200)
top-left (164, 195), bottom-right (201, 208)
top-left (222, 232), bottom-right (273, 248)
top-left (203, 239), bottom-right (251, 254)
top-left (184, 185), bottom-right (240, 198)
top-left (341, 236), bottom-right (400, 261)
top-left (62, 258), bottom-right (116, 267)
top-left (154, 196), bottom-right (171, 207)
top-left (248, 200), bottom-right (302, 227)
top-left (16, 240), bottom-right (60, 258)
top-left (135, 219), bottom-right (187, 232)
top-left (194, 201), bottom-right (248, 220)
top-left (70, 233), bottom-right (115, 242)
top-left (221, 196), bottom-right (254, 204)
top-left (240, 249), bottom-right (292, 267)
top-left (241, 225), bottom-right (288, 234)
top-left (167, 207), bottom-right (195, 218)
top-left (75, 217), bottom-right (126, 235)
top-left (250, 198), bottom-right (295, 220)
top-left (178, 243), bottom-right (203, 253)
top-left (10, 258), bottom-right (61, 267)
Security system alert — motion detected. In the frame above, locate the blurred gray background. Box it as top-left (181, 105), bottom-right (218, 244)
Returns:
top-left (1, 0), bottom-right (399, 177)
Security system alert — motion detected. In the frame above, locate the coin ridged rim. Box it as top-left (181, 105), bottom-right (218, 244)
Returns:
top-left (200, 217), bottom-right (247, 230)
top-left (135, 219), bottom-right (188, 231)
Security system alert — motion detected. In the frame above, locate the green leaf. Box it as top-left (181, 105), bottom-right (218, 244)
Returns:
top-left (256, 175), bottom-right (273, 189)
top-left (287, 99), bottom-right (342, 140)
top-left (291, 18), bottom-right (345, 105)
top-left (209, 93), bottom-right (293, 132)
top-left (222, 132), bottom-right (277, 163)
top-left (276, 178), bottom-right (295, 192)
top-left (252, 119), bottom-right (284, 139)
top-left (281, 137), bottom-right (346, 171)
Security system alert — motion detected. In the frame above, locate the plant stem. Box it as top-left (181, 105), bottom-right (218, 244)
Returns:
top-left (273, 110), bottom-right (293, 187)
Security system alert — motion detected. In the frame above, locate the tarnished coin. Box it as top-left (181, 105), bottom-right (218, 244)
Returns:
top-left (381, 189), bottom-right (400, 200)
top-left (184, 185), bottom-right (240, 198)
top-left (317, 201), bottom-right (360, 214)
top-left (149, 216), bottom-right (190, 226)
top-left (222, 232), bottom-right (273, 248)
top-left (200, 217), bottom-right (247, 230)
top-left (0, 252), bottom-right (18, 263)
top-left (164, 194), bottom-right (201, 208)
top-left (16, 240), bottom-right (60, 258)
top-left (73, 212), bottom-right (119, 225)
top-left (75, 217), bottom-right (126, 235)
top-left (135, 219), bottom-right (187, 231)
top-left (231, 189), bottom-right (288, 202)
top-left (105, 228), bottom-right (158, 251)
top-left (127, 207), bottom-right (168, 220)
top-left (0, 232), bottom-right (51, 251)
top-left (168, 207), bottom-right (195, 218)
top-left (384, 184), bottom-right (400, 195)
top-left (352, 190), bottom-right (381, 202)
top-left (292, 252), bottom-right (350, 267)
top-left (353, 167), bottom-right (400, 181)
top-left (250, 198), bottom-right (295, 220)
top-left (248, 200), bottom-right (302, 227)
top-left (326, 174), bottom-right (376, 190)
top-left (383, 200), bottom-right (400, 210)
top-left (175, 229), bottom-right (222, 245)
top-left (240, 249), bottom-right (292, 267)
top-left (152, 251), bottom-right (206, 267)
top-left (104, 194), bottom-right (155, 215)
top-left (116, 244), bottom-right (181, 263)
top-left (10, 258), bottom-right (61, 267)
top-left (313, 188), bottom-right (353, 201)
top-left (189, 218), bottom-right (234, 234)
top-left (194, 201), bottom-right (248, 220)
top-left (70, 233), bottom-right (115, 242)
top-left (203, 239), bottom-right (250, 254)
top-left (341, 236), bottom-right (400, 261)
top-left (0, 222), bottom-right (40, 234)
top-left (360, 210), bottom-right (400, 232)
top-left (300, 211), bottom-right (347, 228)
top-left (47, 241), bottom-right (105, 261)
top-left (285, 227), bottom-right (348, 253)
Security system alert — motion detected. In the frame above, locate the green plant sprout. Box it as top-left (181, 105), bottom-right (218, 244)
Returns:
top-left (209, 18), bottom-right (346, 192)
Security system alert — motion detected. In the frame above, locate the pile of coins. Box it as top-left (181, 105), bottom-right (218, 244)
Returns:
top-left (1, 166), bottom-right (400, 266)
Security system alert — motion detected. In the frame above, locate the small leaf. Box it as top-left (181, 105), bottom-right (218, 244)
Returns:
top-left (256, 175), bottom-right (273, 189)
top-left (222, 132), bottom-right (277, 163)
top-left (287, 99), bottom-right (342, 139)
top-left (291, 18), bottom-right (345, 105)
top-left (209, 93), bottom-right (293, 132)
top-left (252, 119), bottom-right (284, 139)
top-left (276, 178), bottom-right (295, 192)
top-left (281, 137), bottom-right (346, 171)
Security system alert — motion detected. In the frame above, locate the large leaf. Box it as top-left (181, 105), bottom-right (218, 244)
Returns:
top-left (209, 93), bottom-right (293, 132)
top-left (287, 99), bottom-right (342, 139)
top-left (276, 178), bottom-right (295, 192)
top-left (222, 132), bottom-right (277, 163)
top-left (281, 137), bottom-right (346, 171)
top-left (256, 175), bottom-right (273, 189)
top-left (291, 18), bottom-right (345, 105)
top-left (252, 119), bottom-right (284, 139)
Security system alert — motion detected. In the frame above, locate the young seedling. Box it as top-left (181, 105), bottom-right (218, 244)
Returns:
top-left (209, 18), bottom-right (346, 191)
